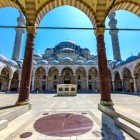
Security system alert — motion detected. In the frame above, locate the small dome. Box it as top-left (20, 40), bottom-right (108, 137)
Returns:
top-left (33, 53), bottom-right (42, 59)
top-left (32, 60), bottom-right (37, 65)
top-left (92, 55), bottom-right (98, 60)
top-left (125, 55), bottom-right (139, 63)
top-left (16, 59), bottom-right (23, 64)
top-left (50, 60), bottom-right (59, 65)
top-left (75, 60), bottom-right (84, 65)
top-left (38, 60), bottom-right (48, 65)
top-left (7, 60), bottom-right (18, 66)
top-left (86, 60), bottom-right (94, 65)
top-left (62, 57), bottom-right (73, 62)
top-left (115, 61), bottom-right (126, 67)
top-left (0, 54), bottom-right (8, 62)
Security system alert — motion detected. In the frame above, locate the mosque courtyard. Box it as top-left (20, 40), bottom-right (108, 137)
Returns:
top-left (0, 93), bottom-right (139, 140)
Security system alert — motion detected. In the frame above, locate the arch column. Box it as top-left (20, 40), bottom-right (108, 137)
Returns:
top-left (121, 77), bottom-right (124, 92)
top-left (132, 75), bottom-right (137, 93)
top-left (16, 26), bottom-right (36, 105)
top-left (8, 78), bottom-right (12, 91)
top-left (112, 81), bottom-right (115, 92)
top-left (86, 75), bottom-right (89, 91)
top-left (31, 73), bottom-right (35, 92)
top-left (95, 27), bottom-right (113, 105)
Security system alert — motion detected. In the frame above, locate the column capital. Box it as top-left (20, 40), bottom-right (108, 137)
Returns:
top-left (95, 27), bottom-right (105, 36)
top-left (26, 26), bottom-right (36, 35)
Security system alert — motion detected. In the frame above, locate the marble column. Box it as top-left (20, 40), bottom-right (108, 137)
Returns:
top-left (12, 10), bottom-right (25, 61)
top-left (16, 26), bottom-right (36, 105)
top-left (112, 81), bottom-right (115, 92)
top-left (46, 75), bottom-right (48, 91)
top-left (86, 75), bottom-right (89, 91)
top-left (8, 78), bottom-right (12, 91)
top-left (132, 76), bottom-right (137, 93)
top-left (31, 74), bottom-right (35, 92)
top-left (95, 27), bottom-right (113, 105)
top-left (108, 12), bottom-right (121, 61)
top-left (121, 77), bottom-right (124, 92)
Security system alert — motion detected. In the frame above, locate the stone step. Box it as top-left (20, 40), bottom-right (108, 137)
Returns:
top-left (115, 118), bottom-right (140, 140)
top-left (0, 104), bottom-right (31, 131)
top-left (0, 120), bottom-right (8, 131)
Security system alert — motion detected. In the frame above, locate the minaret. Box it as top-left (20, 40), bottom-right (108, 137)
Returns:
top-left (108, 12), bottom-right (121, 61)
top-left (12, 10), bottom-right (25, 61)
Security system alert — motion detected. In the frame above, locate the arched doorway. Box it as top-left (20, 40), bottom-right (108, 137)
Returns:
top-left (0, 67), bottom-right (11, 92)
top-left (88, 67), bottom-right (99, 92)
top-left (61, 67), bottom-right (74, 85)
top-left (48, 67), bottom-right (59, 91)
top-left (35, 67), bottom-right (46, 92)
top-left (76, 67), bottom-right (86, 91)
top-left (123, 68), bottom-right (134, 92)
top-left (114, 72), bottom-right (122, 91)
top-left (10, 71), bottom-right (19, 91)
top-left (134, 63), bottom-right (140, 92)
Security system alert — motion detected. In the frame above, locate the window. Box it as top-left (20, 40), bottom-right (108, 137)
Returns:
top-left (78, 75), bottom-right (80, 80)
top-left (43, 75), bottom-right (46, 79)
top-left (89, 75), bottom-right (91, 80)
top-left (59, 88), bottom-right (63, 91)
top-left (54, 75), bottom-right (57, 80)
top-left (65, 88), bottom-right (69, 91)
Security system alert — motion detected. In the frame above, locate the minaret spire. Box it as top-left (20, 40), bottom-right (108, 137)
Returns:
top-left (12, 10), bottom-right (25, 60)
top-left (108, 12), bottom-right (122, 61)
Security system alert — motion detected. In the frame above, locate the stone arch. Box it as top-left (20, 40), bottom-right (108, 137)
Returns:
top-left (34, 67), bottom-right (46, 91)
top-left (48, 67), bottom-right (59, 91)
top-left (36, 0), bottom-right (96, 27)
top-left (109, 0), bottom-right (140, 16)
top-left (0, 67), bottom-right (11, 91)
top-left (10, 70), bottom-right (19, 91)
top-left (76, 67), bottom-right (86, 91)
top-left (114, 71), bottom-right (122, 91)
top-left (88, 67), bottom-right (99, 91)
top-left (0, 0), bottom-right (26, 18)
top-left (61, 67), bottom-right (74, 84)
top-left (134, 63), bottom-right (140, 92)
top-left (123, 67), bottom-right (134, 92)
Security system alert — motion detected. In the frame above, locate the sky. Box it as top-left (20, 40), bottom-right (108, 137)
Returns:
top-left (0, 6), bottom-right (140, 60)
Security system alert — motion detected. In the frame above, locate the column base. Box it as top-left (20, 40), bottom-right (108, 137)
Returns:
top-left (100, 100), bottom-right (114, 106)
top-left (15, 99), bottom-right (30, 106)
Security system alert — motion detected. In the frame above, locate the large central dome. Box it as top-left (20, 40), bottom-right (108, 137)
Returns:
top-left (57, 40), bottom-right (78, 46)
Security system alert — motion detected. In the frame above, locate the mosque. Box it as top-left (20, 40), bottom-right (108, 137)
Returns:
top-left (0, 11), bottom-right (140, 94)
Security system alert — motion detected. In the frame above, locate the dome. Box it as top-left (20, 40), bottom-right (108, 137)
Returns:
top-left (115, 61), bottom-right (126, 67)
top-left (62, 57), bottom-right (73, 62)
top-left (7, 60), bottom-right (18, 66)
top-left (86, 60), bottom-right (94, 65)
top-left (38, 60), bottom-right (48, 65)
top-left (0, 54), bottom-right (8, 62)
top-left (75, 60), bottom-right (84, 65)
top-left (108, 60), bottom-right (118, 65)
top-left (92, 55), bottom-right (98, 60)
top-left (32, 60), bottom-right (37, 65)
top-left (57, 40), bottom-right (78, 46)
top-left (50, 60), bottom-right (59, 65)
top-left (125, 55), bottom-right (139, 63)
top-left (33, 53), bottom-right (42, 59)
top-left (16, 59), bottom-right (23, 64)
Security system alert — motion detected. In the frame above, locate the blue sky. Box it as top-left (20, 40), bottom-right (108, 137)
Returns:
top-left (0, 6), bottom-right (140, 60)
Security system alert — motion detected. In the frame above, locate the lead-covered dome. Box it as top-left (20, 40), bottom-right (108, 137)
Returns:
top-left (125, 55), bottom-right (139, 63)
top-left (62, 57), bottom-right (73, 62)
top-left (0, 54), bottom-right (8, 62)
top-left (32, 60), bottom-right (37, 65)
top-left (33, 53), bottom-right (42, 59)
top-left (115, 61), bottom-right (125, 67)
top-left (50, 60), bottom-right (59, 65)
top-left (86, 60), bottom-right (94, 65)
top-left (75, 60), bottom-right (84, 65)
top-left (7, 60), bottom-right (18, 66)
top-left (38, 60), bottom-right (48, 65)
top-left (57, 40), bottom-right (78, 46)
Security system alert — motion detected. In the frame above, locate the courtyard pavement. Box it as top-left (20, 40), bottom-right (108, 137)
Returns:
top-left (0, 93), bottom-right (139, 139)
